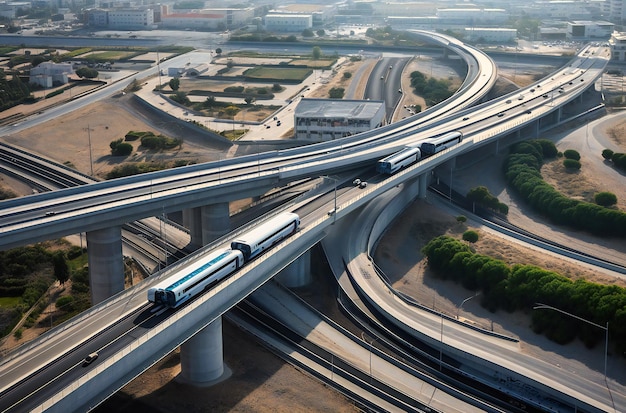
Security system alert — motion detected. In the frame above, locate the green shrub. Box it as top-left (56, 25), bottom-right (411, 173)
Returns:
top-left (563, 149), bottom-right (581, 160)
top-left (562, 159), bottom-right (581, 170)
top-left (462, 230), bottom-right (479, 243)
top-left (594, 191), bottom-right (617, 207)
top-left (602, 149), bottom-right (614, 160)
top-left (56, 295), bottom-right (75, 312)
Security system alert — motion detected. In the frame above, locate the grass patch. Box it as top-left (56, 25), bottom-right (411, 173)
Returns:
top-left (292, 58), bottom-right (335, 68)
top-left (0, 296), bottom-right (21, 307)
top-left (243, 66), bottom-right (312, 81)
top-left (86, 51), bottom-right (139, 61)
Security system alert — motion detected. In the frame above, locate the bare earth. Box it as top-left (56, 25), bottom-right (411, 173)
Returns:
top-left (2, 56), bottom-right (626, 410)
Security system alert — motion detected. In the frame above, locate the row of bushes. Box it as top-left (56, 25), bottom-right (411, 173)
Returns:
top-left (602, 149), bottom-right (626, 171)
top-left (422, 235), bottom-right (626, 352)
top-left (504, 139), bottom-right (626, 237)
top-left (409, 71), bottom-right (454, 106)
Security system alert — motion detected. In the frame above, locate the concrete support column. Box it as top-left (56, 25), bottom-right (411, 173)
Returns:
top-left (495, 137), bottom-right (500, 155)
top-left (86, 226), bottom-right (124, 305)
top-left (179, 317), bottom-right (226, 386)
top-left (535, 121), bottom-right (540, 138)
top-left (183, 207), bottom-right (203, 251)
top-left (418, 174), bottom-right (429, 199)
top-left (557, 107), bottom-right (562, 123)
top-left (201, 202), bottom-right (230, 245)
top-left (276, 250), bottom-right (312, 288)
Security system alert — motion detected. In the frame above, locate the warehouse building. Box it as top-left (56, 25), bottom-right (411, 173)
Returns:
top-left (294, 98), bottom-right (385, 142)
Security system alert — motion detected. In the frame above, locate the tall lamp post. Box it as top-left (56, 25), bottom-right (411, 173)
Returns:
top-left (457, 291), bottom-right (481, 320)
top-left (533, 303), bottom-right (608, 380)
top-left (361, 332), bottom-right (377, 384)
top-left (321, 175), bottom-right (338, 223)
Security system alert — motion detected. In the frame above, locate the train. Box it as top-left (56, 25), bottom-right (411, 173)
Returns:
top-left (147, 212), bottom-right (300, 308)
top-left (376, 131), bottom-right (463, 175)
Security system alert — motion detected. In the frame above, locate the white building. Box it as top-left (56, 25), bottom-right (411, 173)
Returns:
top-left (515, 1), bottom-right (594, 20)
top-left (159, 6), bottom-right (254, 30)
top-left (264, 14), bottom-right (312, 32)
top-left (610, 31), bottom-right (626, 61)
top-left (436, 8), bottom-right (508, 25)
top-left (30, 62), bottom-right (74, 88)
top-left (464, 27), bottom-right (517, 43)
top-left (294, 98), bottom-right (385, 142)
top-left (607, 0), bottom-right (626, 23)
top-left (567, 21), bottom-right (614, 40)
top-left (0, 2), bottom-right (30, 19)
top-left (87, 8), bottom-right (155, 28)
top-left (108, 9), bottom-right (154, 29)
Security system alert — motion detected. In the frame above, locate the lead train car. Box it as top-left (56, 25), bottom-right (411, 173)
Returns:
top-left (230, 212), bottom-right (300, 261)
top-left (147, 248), bottom-right (244, 308)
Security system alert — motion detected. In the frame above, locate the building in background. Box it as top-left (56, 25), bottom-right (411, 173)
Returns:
top-left (294, 98), bottom-right (385, 142)
top-left (30, 62), bottom-right (74, 88)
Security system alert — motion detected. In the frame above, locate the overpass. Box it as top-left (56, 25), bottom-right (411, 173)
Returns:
top-left (0, 38), bottom-right (612, 412)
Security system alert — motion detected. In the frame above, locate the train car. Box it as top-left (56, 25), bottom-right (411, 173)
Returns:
top-left (419, 131), bottom-right (463, 156)
top-left (231, 212), bottom-right (300, 261)
top-left (376, 146), bottom-right (421, 175)
top-left (147, 248), bottom-right (244, 308)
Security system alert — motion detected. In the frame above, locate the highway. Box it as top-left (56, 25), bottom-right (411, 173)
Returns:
top-left (0, 31), bottom-right (498, 250)
top-left (0, 36), bottom-right (616, 412)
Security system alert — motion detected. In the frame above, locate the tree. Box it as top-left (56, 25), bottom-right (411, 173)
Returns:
top-left (302, 28), bottom-right (314, 37)
top-left (224, 105), bottom-right (239, 119)
top-left (456, 215), bottom-right (467, 223)
top-left (328, 87), bottom-right (344, 99)
top-left (110, 138), bottom-right (133, 156)
top-left (312, 46), bottom-right (322, 60)
top-left (272, 83), bottom-right (281, 92)
top-left (462, 230), bottom-right (479, 244)
top-left (563, 158), bottom-right (581, 170)
top-left (316, 29), bottom-right (325, 37)
top-left (602, 149), bottom-right (614, 160)
top-left (215, 48), bottom-right (222, 55)
top-left (244, 96), bottom-right (255, 105)
top-left (169, 77), bottom-right (180, 91)
top-left (343, 72), bottom-right (352, 79)
top-left (52, 251), bottom-right (69, 285)
top-left (563, 149), bottom-right (581, 160)
top-left (75, 67), bottom-right (98, 79)
top-left (595, 191), bottom-right (617, 207)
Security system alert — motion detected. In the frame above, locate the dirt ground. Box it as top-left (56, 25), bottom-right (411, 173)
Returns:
top-left (2, 53), bottom-right (626, 410)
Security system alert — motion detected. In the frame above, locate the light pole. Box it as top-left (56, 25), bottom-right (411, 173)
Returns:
top-left (457, 291), bottom-right (481, 320)
top-left (321, 175), bottom-right (338, 223)
top-left (362, 332), bottom-right (377, 384)
top-left (533, 303), bottom-right (608, 380)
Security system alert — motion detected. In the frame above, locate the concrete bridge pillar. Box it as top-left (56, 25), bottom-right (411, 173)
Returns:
top-left (534, 121), bottom-right (540, 138)
top-left (201, 202), bottom-right (230, 245)
top-left (179, 317), bottom-right (227, 386)
top-left (557, 107), bottom-right (563, 123)
top-left (276, 250), bottom-right (312, 288)
top-left (86, 226), bottom-right (124, 305)
top-left (418, 173), bottom-right (429, 199)
top-left (183, 207), bottom-right (203, 251)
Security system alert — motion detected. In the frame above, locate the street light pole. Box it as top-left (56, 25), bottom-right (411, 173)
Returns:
top-left (457, 291), bottom-right (481, 320)
top-left (533, 303), bottom-right (608, 380)
top-left (321, 175), bottom-right (338, 223)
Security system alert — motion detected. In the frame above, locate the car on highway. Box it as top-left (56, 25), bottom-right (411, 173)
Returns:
top-left (353, 178), bottom-right (361, 186)
top-left (83, 352), bottom-right (98, 367)
top-left (359, 181), bottom-right (367, 188)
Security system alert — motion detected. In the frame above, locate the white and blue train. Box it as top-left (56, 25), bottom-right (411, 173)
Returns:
top-left (419, 131), bottom-right (463, 156)
top-left (147, 212), bottom-right (300, 308)
top-left (376, 146), bottom-right (421, 174)
top-left (376, 131), bottom-right (463, 175)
